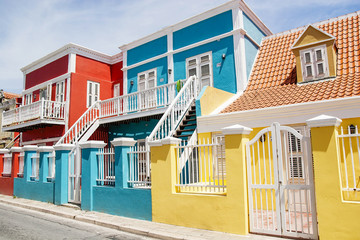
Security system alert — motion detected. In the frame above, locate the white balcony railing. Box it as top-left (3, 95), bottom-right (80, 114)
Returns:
top-left (99, 82), bottom-right (176, 118)
top-left (2, 99), bottom-right (66, 128)
top-left (96, 148), bottom-right (115, 186)
top-left (128, 142), bottom-right (151, 188)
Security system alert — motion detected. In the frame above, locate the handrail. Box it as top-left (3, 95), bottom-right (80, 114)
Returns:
top-left (56, 102), bottom-right (100, 145)
top-left (5, 134), bottom-right (20, 149)
top-left (148, 76), bottom-right (198, 142)
top-left (99, 82), bottom-right (176, 118)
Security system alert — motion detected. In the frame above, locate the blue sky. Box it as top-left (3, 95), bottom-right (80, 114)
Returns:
top-left (0, 0), bottom-right (359, 94)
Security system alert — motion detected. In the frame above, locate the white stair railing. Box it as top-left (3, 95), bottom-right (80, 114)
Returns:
top-left (56, 102), bottom-right (100, 145)
top-left (148, 76), bottom-right (198, 142)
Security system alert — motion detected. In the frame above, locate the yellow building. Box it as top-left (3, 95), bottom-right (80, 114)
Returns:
top-left (151, 11), bottom-right (360, 240)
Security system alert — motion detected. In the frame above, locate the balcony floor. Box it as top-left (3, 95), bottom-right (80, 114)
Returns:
top-left (2, 119), bottom-right (65, 132)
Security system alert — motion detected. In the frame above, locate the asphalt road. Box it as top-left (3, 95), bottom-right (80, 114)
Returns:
top-left (0, 202), bottom-right (157, 240)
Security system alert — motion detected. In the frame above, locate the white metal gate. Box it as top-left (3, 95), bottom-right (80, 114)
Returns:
top-left (68, 146), bottom-right (81, 204)
top-left (246, 123), bottom-right (318, 239)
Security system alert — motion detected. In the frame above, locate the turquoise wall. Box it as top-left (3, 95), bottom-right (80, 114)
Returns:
top-left (245, 36), bottom-right (259, 78)
top-left (14, 150), bottom-right (55, 203)
top-left (173, 36), bottom-right (236, 94)
top-left (108, 118), bottom-right (160, 142)
top-left (173, 11), bottom-right (233, 50)
top-left (127, 57), bottom-right (168, 94)
top-left (243, 13), bottom-right (266, 45)
top-left (127, 36), bottom-right (167, 66)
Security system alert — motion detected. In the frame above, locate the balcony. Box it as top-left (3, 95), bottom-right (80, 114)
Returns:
top-left (2, 99), bottom-right (66, 132)
top-left (99, 82), bottom-right (177, 124)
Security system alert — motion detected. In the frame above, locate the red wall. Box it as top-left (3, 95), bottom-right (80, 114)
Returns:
top-left (111, 61), bottom-right (123, 97)
top-left (25, 56), bottom-right (68, 89)
top-left (0, 153), bottom-right (15, 196)
top-left (76, 55), bottom-right (111, 80)
top-left (22, 125), bottom-right (64, 144)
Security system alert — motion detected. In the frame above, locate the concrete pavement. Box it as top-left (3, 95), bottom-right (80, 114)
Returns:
top-left (0, 194), bottom-right (286, 240)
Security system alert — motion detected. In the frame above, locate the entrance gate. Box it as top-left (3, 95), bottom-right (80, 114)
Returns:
top-left (68, 146), bottom-right (81, 204)
top-left (246, 123), bottom-right (318, 239)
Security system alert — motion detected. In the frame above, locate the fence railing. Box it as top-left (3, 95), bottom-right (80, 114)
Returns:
top-left (338, 125), bottom-right (360, 192)
top-left (2, 153), bottom-right (12, 177)
top-left (99, 82), bottom-right (176, 118)
top-left (30, 153), bottom-right (40, 181)
top-left (128, 142), bottom-right (151, 188)
top-left (96, 148), bottom-right (115, 186)
top-left (175, 137), bottom-right (226, 194)
top-left (47, 152), bottom-right (56, 181)
top-left (57, 102), bottom-right (99, 145)
top-left (148, 76), bottom-right (198, 142)
top-left (17, 153), bottom-right (24, 178)
top-left (2, 99), bottom-right (66, 128)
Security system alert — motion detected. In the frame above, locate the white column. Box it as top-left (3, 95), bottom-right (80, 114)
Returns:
top-left (68, 53), bottom-right (76, 73)
top-left (122, 50), bottom-right (128, 95)
top-left (232, 8), bottom-right (247, 93)
top-left (167, 31), bottom-right (174, 84)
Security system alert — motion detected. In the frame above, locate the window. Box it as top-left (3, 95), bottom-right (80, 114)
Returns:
top-left (186, 52), bottom-right (213, 89)
top-left (286, 129), bottom-right (305, 179)
top-left (25, 93), bottom-right (33, 105)
top-left (138, 69), bottom-right (156, 91)
top-left (39, 84), bottom-right (52, 100)
top-left (87, 81), bottom-right (100, 107)
top-left (113, 83), bottom-right (120, 98)
top-left (300, 45), bottom-right (328, 81)
top-left (56, 81), bottom-right (65, 102)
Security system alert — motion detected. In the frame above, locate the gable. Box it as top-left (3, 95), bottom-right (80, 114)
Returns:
top-left (292, 25), bottom-right (335, 49)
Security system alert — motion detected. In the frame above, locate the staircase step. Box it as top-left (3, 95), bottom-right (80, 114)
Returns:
top-left (180, 125), bottom-right (197, 130)
top-left (183, 119), bottom-right (196, 125)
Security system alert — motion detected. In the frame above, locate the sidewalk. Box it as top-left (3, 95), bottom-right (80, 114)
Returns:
top-left (0, 194), bottom-right (285, 240)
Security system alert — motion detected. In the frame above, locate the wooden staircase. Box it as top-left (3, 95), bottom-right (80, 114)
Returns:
top-left (174, 104), bottom-right (197, 141)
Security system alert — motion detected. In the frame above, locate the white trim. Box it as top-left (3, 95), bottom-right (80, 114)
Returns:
top-left (68, 53), bottom-right (76, 73)
top-left (111, 138), bottom-right (136, 147)
top-left (10, 147), bottom-right (23, 153)
top-left (22, 73), bottom-right (71, 95)
top-left (122, 28), bottom-right (244, 71)
top-left (37, 146), bottom-right (55, 152)
top-left (53, 144), bottom-right (75, 151)
top-left (306, 114), bottom-right (342, 128)
top-left (186, 51), bottom-right (213, 89)
top-left (222, 124), bottom-right (252, 135)
top-left (0, 149), bottom-right (10, 154)
top-left (21, 137), bottom-right (61, 147)
top-left (211, 91), bottom-right (243, 115)
top-left (23, 145), bottom-right (38, 151)
top-left (21, 43), bottom-right (123, 75)
top-left (137, 68), bottom-right (157, 91)
top-left (123, 51), bottom-right (128, 95)
top-left (300, 44), bottom-right (329, 81)
top-left (113, 83), bottom-right (120, 98)
top-left (119, 0), bottom-right (271, 51)
top-left (148, 140), bottom-right (162, 147)
top-left (79, 141), bottom-right (106, 149)
top-left (197, 96), bottom-right (360, 133)
top-left (291, 25), bottom-right (336, 50)
top-left (65, 77), bottom-right (71, 131)
top-left (3, 118), bottom-right (65, 132)
top-left (86, 81), bottom-right (100, 108)
top-left (161, 137), bottom-right (182, 145)
top-left (167, 31), bottom-right (174, 84)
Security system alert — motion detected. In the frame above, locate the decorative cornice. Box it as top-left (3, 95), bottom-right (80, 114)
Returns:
top-left (54, 144), bottom-right (75, 151)
top-left (37, 146), bottom-right (55, 152)
top-left (10, 147), bottom-right (23, 153)
top-left (79, 141), bottom-right (106, 149)
top-left (306, 114), bottom-right (342, 128)
top-left (23, 145), bottom-right (38, 151)
top-left (0, 149), bottom-right (10, 154)
top-left (222, 124), bottom-right (252, 135)
top-left (148, 140), bottom-right (163, 147)
top-left (111, 138), bottom-right (136, 147)
top-left (21, 43), bottom-right (123, 75)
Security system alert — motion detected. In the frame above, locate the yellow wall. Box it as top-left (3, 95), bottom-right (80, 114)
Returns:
top-left (198, 86), bottom-right (234, 116)
top-left (151, 133), bottom-right (250, 234)
top-left (310, 122), bottom-right (360, 240)
top-left (292, 25), bottom-right (336, 83)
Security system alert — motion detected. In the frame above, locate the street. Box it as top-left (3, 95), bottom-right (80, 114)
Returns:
top-left (0, 202), bottom-right (157, 240)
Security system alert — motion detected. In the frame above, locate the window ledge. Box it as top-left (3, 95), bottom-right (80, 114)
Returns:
top-left (298, 76), bottom-right (336, 85)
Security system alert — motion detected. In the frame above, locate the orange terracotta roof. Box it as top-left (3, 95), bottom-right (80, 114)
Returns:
top-left (222, 12), bottom-right (360, 113)
top-left (3, 92), bottom-right (21, 99)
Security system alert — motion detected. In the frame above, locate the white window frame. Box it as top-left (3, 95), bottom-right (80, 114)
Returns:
top-left (25, 93), bottom-right (33, 105)
top-left (87, 81), bottom-right (100, 107)
top-left (286, 126), bottom-right (308, 180)
top-left (113, 83), bottom-right (120, 97)
top-left (39, 84), bottom-right (52, 100)
top-left (300, 44), bottom-right (329, 81)
top-left (137, 68), bottom-right (157, 92)
top-left (56, 81), bottom-right (65, 102)
top-left (186, 52), bottom-right (213, 89)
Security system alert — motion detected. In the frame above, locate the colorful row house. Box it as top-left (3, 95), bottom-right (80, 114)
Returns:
top-left (0, 0), bottom-right (359, 239)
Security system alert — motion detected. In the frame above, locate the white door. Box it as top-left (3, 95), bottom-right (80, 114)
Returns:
top-left (68, 147), bottom-right (81, 204)
top-left (246, 122), bottom-right (318, 239)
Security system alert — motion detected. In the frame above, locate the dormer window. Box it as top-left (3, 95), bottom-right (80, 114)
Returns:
top-left (300, 45), bottom-right (328, 81)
